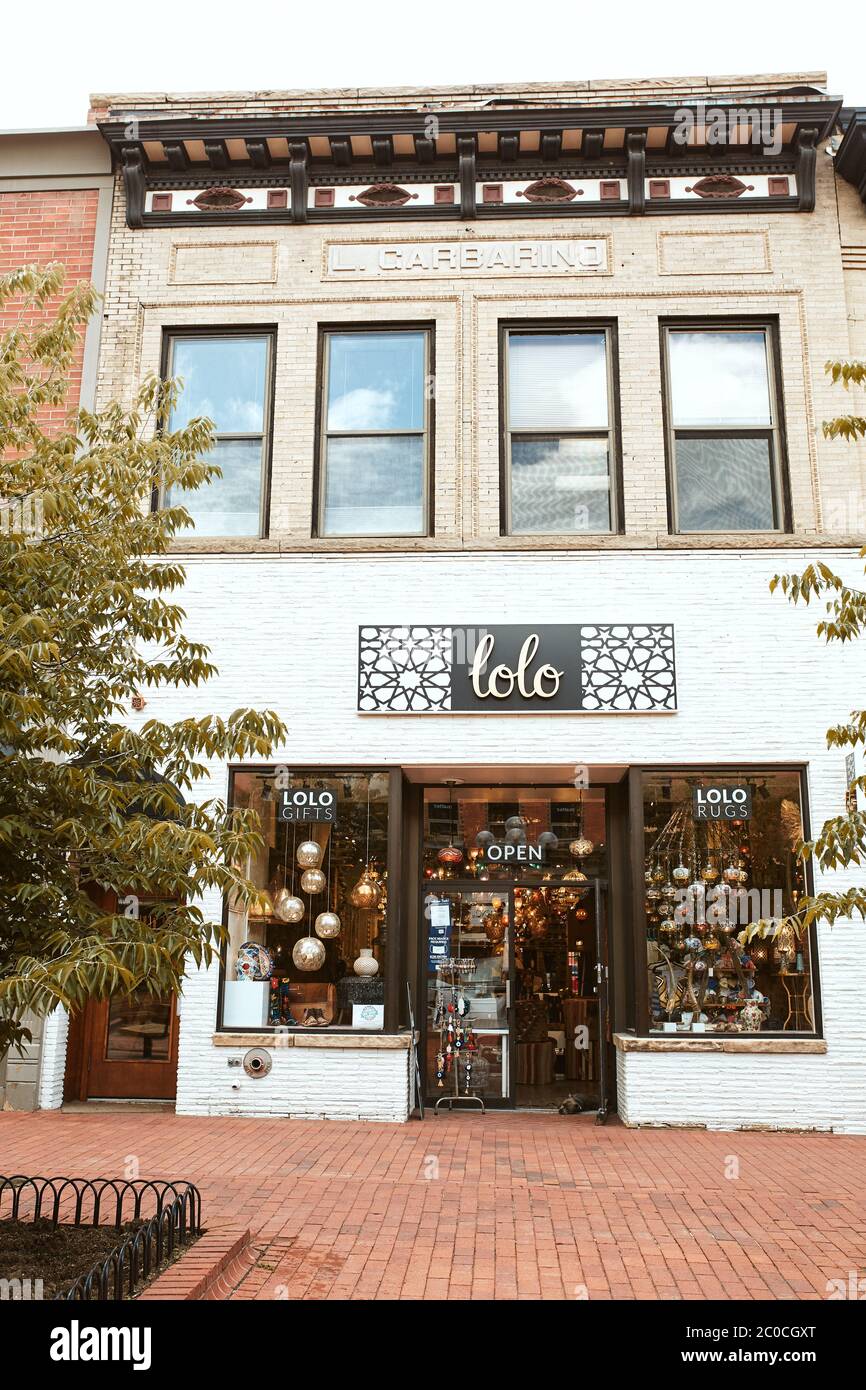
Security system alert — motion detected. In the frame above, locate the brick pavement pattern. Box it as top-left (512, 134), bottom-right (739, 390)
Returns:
top-left (2, 1109), bottom-right (865, 1300)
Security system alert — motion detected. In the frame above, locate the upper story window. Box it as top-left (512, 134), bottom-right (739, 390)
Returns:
top-left (164, 332), bottom-right (273, 537)
top-left (318, 328), bottom-right (431, 537)
top-left (663, 324), bottom-right (788, 533)
top-left (502, 326), bottom-right (618, 535)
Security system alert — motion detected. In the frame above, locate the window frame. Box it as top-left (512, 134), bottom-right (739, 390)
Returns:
top-left (660, 318), bottom-right (792, 535)
top-left (313, 323), bottom-right (435, 539)
top-left (158, 326), bottom-right (277, 540)
top-left (498, 319), bottom-right (624, 537)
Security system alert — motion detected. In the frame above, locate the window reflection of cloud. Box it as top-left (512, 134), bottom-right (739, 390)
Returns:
top-left (328, 386), bottom-right (398, 430)
top-left (670, 332), bottom-right (770, 427)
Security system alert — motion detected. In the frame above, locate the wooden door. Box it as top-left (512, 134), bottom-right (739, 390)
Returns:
top-left (65, 989), bottom-right (179, 1101)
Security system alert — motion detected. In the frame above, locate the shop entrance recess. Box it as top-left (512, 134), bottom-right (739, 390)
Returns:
top-left (421, 877), bottom-right (610, 1119)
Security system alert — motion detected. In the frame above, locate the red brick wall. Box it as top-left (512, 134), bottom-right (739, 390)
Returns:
top-left (0, 188), bottom-right (99, 428)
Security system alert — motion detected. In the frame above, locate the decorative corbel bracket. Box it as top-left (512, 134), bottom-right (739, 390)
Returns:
top-left (119, 144), bottom-right (145, 228)
top-left (796, 127), bottom-right (819, 212)
top-left (457, 134), bottom-right (477, 218)
top-left (626, 131), bottom-right (646, 214)
top-left (289, 139), bottom-right (309, 223)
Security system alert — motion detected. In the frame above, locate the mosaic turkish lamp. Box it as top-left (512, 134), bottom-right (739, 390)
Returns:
top-left (723, 863), bottom-right (740, 884)
top-left (672, 864), bottom-right (690, 884)
top-left (438, 844), bottom-right (464, 867)
top-left (701, 862), bottom-right (719, 884)
top-left (569, 837), bottom-right (594, 858)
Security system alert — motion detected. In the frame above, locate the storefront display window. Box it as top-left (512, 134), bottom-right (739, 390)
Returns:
top-left (223, 769), bottom-right (389, 1030)
top-left (642, 770), bottom-right (815, 1034)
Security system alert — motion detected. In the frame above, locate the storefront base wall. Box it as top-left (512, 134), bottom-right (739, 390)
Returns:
top-left (175, 962), bottom-right (411, 1122)
top-left (616, 1051), bottom-right (866, 1134)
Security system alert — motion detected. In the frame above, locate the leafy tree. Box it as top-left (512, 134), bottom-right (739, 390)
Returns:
top-left (0, 265), bottom-right (286, 1056)
top-left (767, 359), bottom-right (866, 938)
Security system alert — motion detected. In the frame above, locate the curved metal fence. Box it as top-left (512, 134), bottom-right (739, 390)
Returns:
top-left (0, 1175), bottom-right (201, 1301)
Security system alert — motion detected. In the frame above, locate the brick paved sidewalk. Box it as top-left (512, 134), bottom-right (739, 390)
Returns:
top-left (2, 1109), bottom-right (865, 1300)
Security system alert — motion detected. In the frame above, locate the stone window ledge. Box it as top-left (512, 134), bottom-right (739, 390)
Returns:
top-left (212, 1031), bottom-right (413, 1050)
top-left (614, 1032), bottom-right (826, 1055)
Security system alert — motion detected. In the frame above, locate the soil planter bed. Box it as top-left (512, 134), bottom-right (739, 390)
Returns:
top-left (0, 1175), bottom-right (201, 1300)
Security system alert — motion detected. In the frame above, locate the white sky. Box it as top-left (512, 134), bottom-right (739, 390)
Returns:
top-left (4, 0), bottom-right (866, 129)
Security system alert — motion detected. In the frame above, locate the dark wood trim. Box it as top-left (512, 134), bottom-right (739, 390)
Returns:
top-left (132, 193), bottom-right (804, 229)
top-left (98, 98), bottom-right (841, 145)
top-left (606, 777), bottom-right (633, 1034)
top-left (384, 769), bottom-right (403, 1032)
top-left (628, 767), bottom-right (650, 1035)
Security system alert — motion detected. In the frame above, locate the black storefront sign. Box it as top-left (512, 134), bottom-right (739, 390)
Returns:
top-left (358, 623), bottom-right (677, 714)
top-left (278, 788), bottom-right (337, 823)
top-left (692, 784), bottom-right (752, 821)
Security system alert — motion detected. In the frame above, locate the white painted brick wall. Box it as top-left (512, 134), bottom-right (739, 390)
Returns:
top-left (174, 957), bottom-right (410, 1122)
top-left (43, 544), bottom-right (857, 1131)
top-left (37, 1010), bottom-right (69, 1111)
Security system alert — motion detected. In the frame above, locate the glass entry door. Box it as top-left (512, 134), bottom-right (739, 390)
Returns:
top-left (423, 887), bottom-right (512, 1105)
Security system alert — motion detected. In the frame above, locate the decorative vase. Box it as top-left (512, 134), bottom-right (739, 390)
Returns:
top-left (353, 948), bottom-right (379, 978)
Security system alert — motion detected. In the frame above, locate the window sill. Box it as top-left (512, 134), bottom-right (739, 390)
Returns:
top-left (614, 1032), bottom-right (826, 1054)
top-left (212, 1030), bottom-right (413, 1049)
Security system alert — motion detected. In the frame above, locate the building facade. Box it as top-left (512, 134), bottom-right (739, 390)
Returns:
top-left (0, 125), bottom-right (114, 1110)
top-left (31, 73), bottom-right (866, 1130)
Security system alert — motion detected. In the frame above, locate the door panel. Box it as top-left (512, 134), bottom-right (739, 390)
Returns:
top-left (65, 990), bottom-right (179, 1101)
top-left (423, 886), bottom-right (512, 1104)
